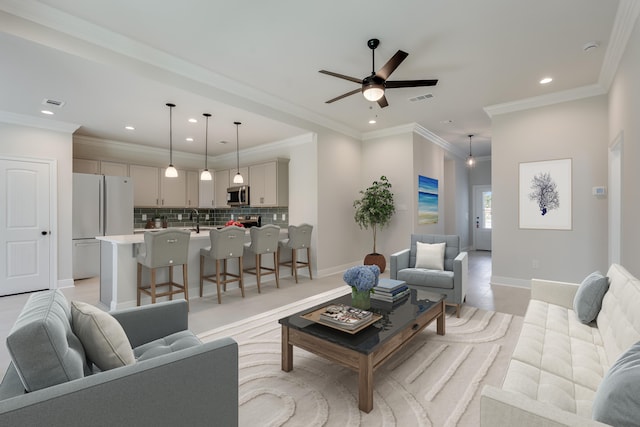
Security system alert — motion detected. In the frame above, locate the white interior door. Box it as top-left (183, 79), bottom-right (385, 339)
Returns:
top-left (0, 158), bottom-right (52, 295)
top-left (473, 185), bottom-right (492, 251)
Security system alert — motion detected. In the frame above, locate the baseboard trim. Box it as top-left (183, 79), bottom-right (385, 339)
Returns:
top-left (57, 278), bottom-right (75, 289)
top-left (490, 275), bottom-right (531, 289)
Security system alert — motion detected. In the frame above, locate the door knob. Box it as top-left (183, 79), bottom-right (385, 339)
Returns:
top-left (41, 231), bottom-right (49, 235)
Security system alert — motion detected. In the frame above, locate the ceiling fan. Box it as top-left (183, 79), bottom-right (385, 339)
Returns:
top-left (319, 38), bottom-right (438, 108)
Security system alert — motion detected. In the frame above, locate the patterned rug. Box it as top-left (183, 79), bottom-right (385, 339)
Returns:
top-left (198, 287), bottom-right (523, 427)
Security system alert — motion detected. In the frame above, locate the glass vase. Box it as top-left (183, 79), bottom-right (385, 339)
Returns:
top-left (351, 288), bottom-right (371, 310)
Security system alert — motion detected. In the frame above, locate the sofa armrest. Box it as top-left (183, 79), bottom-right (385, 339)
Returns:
top-left (390, 249), bottom-right (410, 280)
top-left (0, 337), bottom-right (239, 427)
top-left (111, 300), bottom-right (188, 348)
top-left (454, 251), bottom-right (468, 301)
top-left (481, 385), bottom-right (609, 427)
top-left (530, 279), bottom-right (580, 310)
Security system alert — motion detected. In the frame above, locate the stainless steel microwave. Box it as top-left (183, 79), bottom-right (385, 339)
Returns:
top-left (227, 185), bottom-right (250, 206)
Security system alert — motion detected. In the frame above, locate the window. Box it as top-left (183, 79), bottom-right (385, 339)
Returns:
top-left (482, 191), bottom-right (492, 229)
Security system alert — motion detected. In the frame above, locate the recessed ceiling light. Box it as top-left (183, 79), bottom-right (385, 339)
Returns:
top-left (124, 126), bottom-right (135, 131)
top-left (188, 118), bottom-right (197, 123)
top-left (186, 137), bottom-right (194, 142)
top-left (540, 77), bottom-right (553, 85)
top-left (583, 41), bottom-right (599, 52)
top-left (368, 118), bottom-right (377, 124)
top-left (41, 110), bottom-right (54, 115)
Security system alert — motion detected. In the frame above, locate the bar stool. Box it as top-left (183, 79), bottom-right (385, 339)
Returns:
top-left (200, 226), bottom-right (245, 304)
top-left (137, 229), bottom-right (191, 309)
top-left (243, 224), bottom-right (280, 293)
top-left (277, 223), bottom-right (313, 283)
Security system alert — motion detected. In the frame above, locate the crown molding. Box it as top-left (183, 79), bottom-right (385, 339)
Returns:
top-left (599, 0), bottom-right (640, 90)
top-left (0, 110), bottom-right (79, 133)
top-left (483, 84), bottom-right (606, 118)
top-left (363, 122), bottom-right (467, 159)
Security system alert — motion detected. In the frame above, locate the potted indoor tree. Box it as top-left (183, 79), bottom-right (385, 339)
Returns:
top-left (353, 175), bottom-right (395, 273)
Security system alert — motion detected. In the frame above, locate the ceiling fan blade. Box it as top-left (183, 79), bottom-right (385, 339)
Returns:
top-left (318, 70), bottom-right (362, 84)
top-left (376, 50), bottom-right (408, 80)
top-left (325, 88), bottom-right (362, 104)
top-left (377, 95), bottom-right (389, 108)
top-left (385, 79), bottom-right (438, 88)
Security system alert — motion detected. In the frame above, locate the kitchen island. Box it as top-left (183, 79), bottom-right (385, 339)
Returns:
top-left (97, 228), bottom-right (290, 310)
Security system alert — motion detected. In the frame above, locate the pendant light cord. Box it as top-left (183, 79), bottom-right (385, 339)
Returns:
top-left (204, 113), bottom-right (210, 169)
top-left (235, 121), bottom-right (241, 174)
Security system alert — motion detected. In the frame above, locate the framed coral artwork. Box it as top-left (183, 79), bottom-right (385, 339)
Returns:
top-left (519, 158), bottom-right (572, 230)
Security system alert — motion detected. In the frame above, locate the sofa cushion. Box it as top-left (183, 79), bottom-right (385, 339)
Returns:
top-left (134, 330), bottom-right (202, 361)
top-left (6, 290), bottom-right (89, 392)
top-left (415, 241), bottom-right (445, 270)
top-left (592, 341), bottom-right (640, 426)
top-left (71, 301), bottom-right (135, 371)
top-left (573, 271), bottom-right (609, 324)
top-left (397, 268), bottom-right (454, 289)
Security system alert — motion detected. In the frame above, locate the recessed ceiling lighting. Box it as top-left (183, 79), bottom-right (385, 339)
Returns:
top-left (186, 137), bottom-right (194, 142)
top-left (368, 118), bottom-right (377, 124)
top-left (40, 110), bottom-right (54, 115)
top-left (124, 126), bottom-right (135, 131)
top-left (188, 118), bottom-right (197, 123)
top-left (540, 77), bottom-right (553, 85)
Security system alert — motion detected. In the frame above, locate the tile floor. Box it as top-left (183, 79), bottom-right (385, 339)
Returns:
top-left (0, 250), bottom-right (530, 375)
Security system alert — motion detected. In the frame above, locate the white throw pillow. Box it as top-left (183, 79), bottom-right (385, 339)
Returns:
top-left (415, 241), bottom-right (446, 270)
top-left (71, 301), bottom-right (135, 371)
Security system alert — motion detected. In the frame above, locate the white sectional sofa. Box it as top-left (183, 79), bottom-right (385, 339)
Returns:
top-left (481, 264), bottom-right (640, 426)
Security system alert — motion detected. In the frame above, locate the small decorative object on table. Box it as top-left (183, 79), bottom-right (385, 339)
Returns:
top-left (344, 264), bottom-right (380, 310)
top-left (225, 220), bottom-right (244, 227)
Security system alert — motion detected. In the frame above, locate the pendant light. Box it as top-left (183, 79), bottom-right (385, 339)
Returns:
top-left (164, 103), bottom-right (178, 178)
top-left (232, 121), bottom-right (244, 184)
top-left (200, 113), bottom-right (212, 181)
top-left (466, 134), bottom-right (476, 168)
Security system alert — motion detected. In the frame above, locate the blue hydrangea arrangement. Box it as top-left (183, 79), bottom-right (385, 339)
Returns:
top-left (343, 264), bottom-right (380, 292)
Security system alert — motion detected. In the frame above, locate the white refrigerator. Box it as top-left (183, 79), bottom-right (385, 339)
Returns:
top-left (72, 173), bottom-right (133, 279)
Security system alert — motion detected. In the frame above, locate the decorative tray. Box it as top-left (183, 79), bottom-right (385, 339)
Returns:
top-left (301, 305), bottom-right (382, 334)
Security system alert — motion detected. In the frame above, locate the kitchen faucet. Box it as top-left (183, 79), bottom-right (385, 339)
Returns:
top-left (190, 209), bottom-right (200, 233)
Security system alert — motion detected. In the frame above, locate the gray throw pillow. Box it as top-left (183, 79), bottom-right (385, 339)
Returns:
top-left (573, 271), bottom-right (609, 324)
top-left (592, 341), bottom-right (640, 426)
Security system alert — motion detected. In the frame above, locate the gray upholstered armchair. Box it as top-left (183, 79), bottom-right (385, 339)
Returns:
top-left (390, 234), bottom-right (468, 317)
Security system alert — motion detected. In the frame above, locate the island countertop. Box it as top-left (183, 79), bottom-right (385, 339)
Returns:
top-left (97, 227), bottom-right (290, 310)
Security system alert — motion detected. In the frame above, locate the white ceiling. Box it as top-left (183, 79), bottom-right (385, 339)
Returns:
top-left (0, 0), bottom-right (623, 159)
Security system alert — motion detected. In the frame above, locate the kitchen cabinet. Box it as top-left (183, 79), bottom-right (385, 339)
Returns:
top-left (73, 159), bottom-right (99, 174)
top-left (249, 159), bottom-right (289, 206)
top-left (160, 168), bottom-right (187, 206)
top-left (129, 165), bottom-right (160, 207)
top-left (100, 161), bottom-right (128, 177)
top-left (186, 170), bottom-right (199, 207)
top-left (213, 169), bottom-right (230, 208)
top-left (199, 170), bottom-right (215, 208)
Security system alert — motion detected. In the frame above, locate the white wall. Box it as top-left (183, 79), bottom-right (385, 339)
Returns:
top-left (446, 156), bottom-right (471, 249)
top-left (468, 159), bottom-right (491, 248)
top-left (0, 121), bottom-right (75, 287)
top-left (491, 95), bottom-right (609, 285)
top-left (608, 15), bottom-right (640, 278)
top-left (413, 132), bottom-right (445, 235)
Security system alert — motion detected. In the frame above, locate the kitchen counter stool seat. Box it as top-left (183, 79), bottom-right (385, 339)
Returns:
top-left (278, 223), bottom-right (313, 283)
top-left (200, 226), bottom-right (246, 304)
top-left (137, 229), bottom-right (191, 310)
top-left (243, 224), bottom-right (280, 293)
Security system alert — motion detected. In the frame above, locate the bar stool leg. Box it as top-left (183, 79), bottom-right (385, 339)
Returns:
top-left (199, 255), bottom-right (205, 297)
top-left (137, 263), bottom-right (142, 306)
top-left (150, 268), bottom-right (157, 304)
top-left (256, 254), bottom-right (261, 293)
top-left (273, 252), bottom-right (280, 288)
top-left (182, 264), bottom-right (189, 311)
top-left (169, 265), bottom-right (174, 301)
top-left (215, 259), bottom-right (222, 304)
top-left (223, 259), bottom-right (228, 292)
top-left (292, 249), bottom-right (299, 283)
top-left (307, 247), bottom-right (313, 280)
top-left (239, 256), bottom-right (245, 298)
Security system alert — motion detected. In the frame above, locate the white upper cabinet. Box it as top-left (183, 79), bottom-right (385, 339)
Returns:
top-left (199, 170), bottom-right (215, 208)
top-left (186, 170), bottom-right (199, 207)
top-left (249, 159), bottom-right (288, 207)
top-left (100, 161), bottom-right (128, 177)
top-left (73, 159), bottom-right (99, 174)
top-left (160, 168), bottom-right (187, 207)
top-left (214, 169), bottom-right (230, 208)
top-left (129, 165), bottom-right (160, 207)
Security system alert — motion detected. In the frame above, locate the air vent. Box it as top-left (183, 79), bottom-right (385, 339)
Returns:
top-left (42, 98), bottom-right (66, 108)
top-left (409, 93), bottom-right (433, 102)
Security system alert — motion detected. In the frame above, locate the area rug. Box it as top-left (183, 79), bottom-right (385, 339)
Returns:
top-left (198, 288), bottom-right (523, 427)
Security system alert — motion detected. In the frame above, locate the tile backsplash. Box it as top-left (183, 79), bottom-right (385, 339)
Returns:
top-left (134, 206), bottom-right (289, 229)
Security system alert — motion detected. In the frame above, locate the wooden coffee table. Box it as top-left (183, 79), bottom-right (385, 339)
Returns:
top-left (279, 289), bottom-right (445, 412)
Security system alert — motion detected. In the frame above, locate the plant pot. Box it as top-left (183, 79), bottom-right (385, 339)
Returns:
top-left (351, 288), bottom-right (371, 310)
top-left (364, 253), bottom-right (386, 273)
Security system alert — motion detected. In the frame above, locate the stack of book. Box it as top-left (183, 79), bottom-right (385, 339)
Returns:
top-left (371, 279), bottom-right (410, 303)
top-left (318, 304), bottom-right (373, 331)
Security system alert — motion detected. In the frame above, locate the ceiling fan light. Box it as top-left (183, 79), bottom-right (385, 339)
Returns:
top-left (200, 169), bottom-right (212, 181)
top-left (363, 86), bottom-right (384, 102)
top-left (165, 165), bottom-right (178, 177)
top-left (233, 172), bottom-right (244, 184)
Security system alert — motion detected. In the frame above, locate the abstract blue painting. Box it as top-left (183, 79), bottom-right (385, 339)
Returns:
top-left (418, 175), bottom-right (438, 224)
